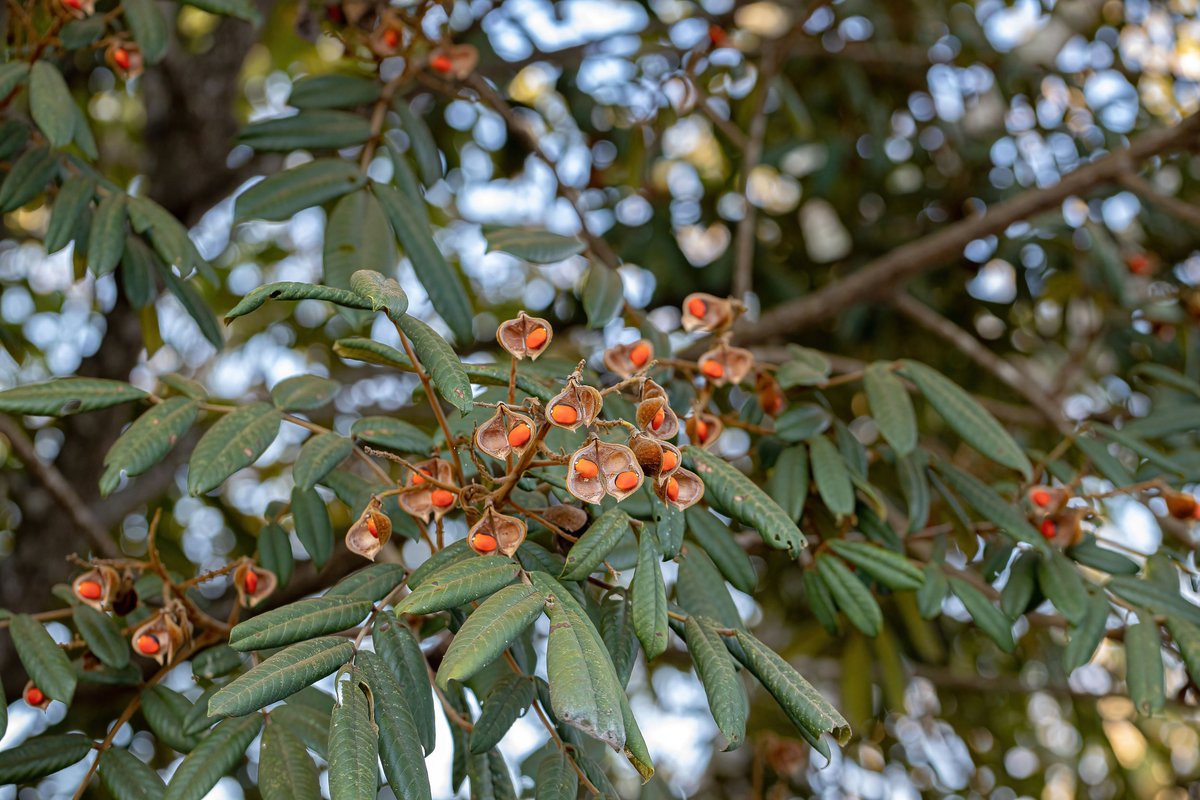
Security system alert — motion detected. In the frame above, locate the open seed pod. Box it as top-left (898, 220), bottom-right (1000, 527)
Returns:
top-left (756, 371), bottom-right (786, 417)
top-left (540, 504), bottom-right (589, 535)
top-left (111, 573), bottom-right (139, 617)
top-left (369, 14), bottom-right (404, 55)
top-left (106, 42), bottom-right (144, 80)
top-left (681, 292), bottom-right (734, 333)
top-left (697, 343), bottom-right (754, 386)
top-left (686, 412), bottom-right (723, 448)
top-left (23, 681), bottom-right (50, 710)
top-left (497, 312), bottom-right (553, 360)
top-left (656, 467), bottom-right (705, 510)
top-left (604, 340), bottom-right (654, 378)
top-left (1027, 486), bottom-right (1068, 515)
top-left (628, 432), bottom-right (682, 481)
top-left (397, 458), bottom-right (456, 522)
top-left (546, 377), bottom-right (603, 431)
top-left (72, 565), bottom-right (120, 611)
top-left (345, 497), bottom-right (393, 561)
top-left (428, 44), bottom-right (479, 79)
top-left (568, 438), bottom-right (643, 504)
top-left (233, 560), bottom-right (277, 607)
top-left (635, 394), bottom-right (679, 440)
top-left (469, 506), bottom-right (527, 557)
top-left (130, 601), bottom-right (191, 666)
top-left (641, 379), bottom-right (669, 403)
top-left (475, 405), bottom-right (537, 460)
top-left (1042, 507), bottom-right (1086, 547)
top-left (1165, 490), bottom-right (1200, 520)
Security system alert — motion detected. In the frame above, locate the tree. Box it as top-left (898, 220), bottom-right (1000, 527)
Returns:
top-left (0, 0), bottom-right (1198, 797)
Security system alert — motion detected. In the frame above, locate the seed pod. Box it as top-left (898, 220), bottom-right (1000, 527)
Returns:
top-left (397, 458), bottom-right (455, 522)
top-left (233, 560), bottom-right (277, 607)
top-left (344, 496), bottom-right (393, 561)
top-left (635, 394), bottom-right (680, 440)
top-left (628, 432), bottom-right (681, 481)
top-left (497, 312), bottom-right (553, 360)
top-left (469, 506), bottom-right (527, 557)
top-left (681, 292), bottom-right (734, 333)
top-left (475, 405), bottom-right (537, 460)
top-left (567, 438), bottom-right (643, 504)
top-left (1027, 486), bottom-right (1067, 514)
top-left (656, 467), bottom-right (705, 510)
top-left (540, 504), bottom-right (589, 535)
top-left (1165, 490), bottom-right (1199, 520)
top-left (130, 602), bottom-right (190, 666)
top-left (110, 574), bottom-right (139, 617)
top-left (72, 565), bottom-right (120, 611)
top-left (546, 377), bottom-right (603, 432)
top-left (697, 343), bottom-right (754, 386)
top-left (428, 44), bottom-right (479, 79)
top-left (756, 371), bottom-right (786, 417)
top-left (1043, 508), bottom-right (1086, 547)
top-left (107, 42), bottom-right (144, 80)
top-left (604, 340), bottom-right (654, 378)
top-left (60, 0), bottom-right (96, 17)
top-left (686, 412), bottom-right (723, 448)
top-left (370, 14), bottom-right (404, 55)
top-left (23, 681), bottom-right (50, 710)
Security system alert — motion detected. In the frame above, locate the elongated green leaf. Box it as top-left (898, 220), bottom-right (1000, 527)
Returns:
top-left (229, 597), bottom-right (371, 651)
top-left (270, 701), bottom-right (331, 761)
top-left (101, 397), bottom-right (200, 495)
top-left (192, 645), bottom-right (244, 680)
top-left (560, 507), bottom-right (629, 580)
top-left (676, 544), bottom-right (743, 633)
top-left (289, 74), bottom-right (381, 109)
top-left (1093, 422), bottom-right (1188, 476)
top-left (291, 485), bottom-right (333, 568)
top-left (351, 415), bottom-right (432, 454)
top-left (226, 281), bottom-right (373, 321)
top-left (163, 714), bottom-right (262, 800)
top-left (45, 176), bottom-right (94, 253)
top-left (99, 747), bottom-right (167, 800)
top-left (437, 583), bottom-right (546, 688)
top-left (900, 360), bottom-right (1033, 478)
top-left (686, 446), bottom-right (805, 556)
top-left (1037, 552), bottom-right (1088, 624)
top-left (326, 562), bottom-right (407, 601)
top-left (580, 264), bottom-right (624, 328)
top-left (182, 687), bottom-right (219, 737)
top-left (1126, 618), bottom-right (1164, 715)
top-left (1067, 537), bottom-right (1139, 576)
top-left (373, 183), bottom-right (474, 343)
top-left (1063, 593), bottom-right (1110, 672)
top-left (808, 436), bottom-right (855, 519)
top-left (141, 687), bottom-right (202, 752)
top-left (397, 556), bottom-right (521, 615)
top-left (396, 314), bottom-right (473, 413)
top-left (239, 110), bottom-right (372, 151)
top-left (685, 508), bottom-right (756, 594)
top-left (0, 377), bottom-right (146, 417)
top-left (30, 62), bottom-right (75, 148)
top-left (1165, 615), bottom-right (1200, 687)
top-left (934, 461), bottom-right (1047, 550)
top-left (1001, 550), bottom-right (1038, 619)
top-left (733, 630), bottom-right (850, 753)
top-left (374, 610), bottom-right (435, 754)
top-left (776, 346), bottom-right (832, 388)
top-left (684, 615), bottom-right (747, 750)
top-left (293, 432), bottom-right (353, 492)
top-left (0, 733), bottom-right (92, 785)
top-left (156, 262), bottom-right (224, 349)
top-left (11, 614), bottom-right (76, 704)
top-left (1107, 576), bottom-right (1200, 625)
top-left (392, 99), bottom-right (442, 187)
top-left (256, 523), bottom-right (295, 588)
top-left (947, 577), bottom-right (1014, 652)
top-left (210, 637), bottom-right (353, 717)
top-left (469, 673), bottom-right (535, 754)
top-left (355, 652), bottom-right (432, 800)
top-left (816, 554), bottom-right (881, 636)
top-left (123, 0), bottom-right (167, 62)
top-left (120, 235), bottom-right (159, 308)
top-left (328, 675), bottom-right (378, 800)
top-left (324, 190), bottom-right (396, 289)
top-left (407, 539), bottom-right (471, 590)
top-left (271, 375), bottom-right (339, 411)
top-left (73, 604), bottom-right (129, 668)
top-left (864, 362), bottom-right (917, 455)
top-left (125, 195), bottom-right (204, 274)
top-left (0, 145), bottom-right (56, 212)
top-left (826, 539), bottom-right (924, 592)
top-left (599, 596), bottom-right (637, 688)
top-left (1074, 433), bottom-right (1136, 486)
top-left (897, 451), bottom-right (930, 532)
top-left (631, 530), bottom-right (669, 660)
top-left (188, 402), bottom-right (280, 494)
top-left (0, 62), bottom-right (29, 99)
top-left (804, 569), bottom-right (840, 635)
top-left (235, 159), bottom-right (365, 223)
top-left (917, 564), bottom-right (948, 619)
top-left (766, 445), bottom-right (808, 523)
top-left (484, 226), bottom-right (586, 263)
top-left (467, 748), bottom-right (517, 800)
top-left (535, 750), bottom-right (579, 800)
top-left (346, 271), bottom-right (407, 325)
top-left (259, 721), bottom-right (321, 800)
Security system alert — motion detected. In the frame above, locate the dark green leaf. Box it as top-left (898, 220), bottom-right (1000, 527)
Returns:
top-left (684, 616), bottom-right (747, 750)
top-left (188, 402), bottom-right (280, 494)
top-left (271, 375), bottom-right (340, 411)
top-left (0, 145), bottom-right (56, 212)
top-left (289, 74), bottom-right (381, 108)
top-left (323, 191), bottom-right (396, 289)
top-left (211, 637), bottom-right (352, 717)
top-left (1107, 576), bottom-right (1200, 626)
top-left (45, 176), bottom-right (94, 253)
top-left (766, 445), bottom-right (808, 523)
top-left (101, 397), bottom-right (200, 495)
top-left (156, 262), bottom-right (224, 348)
top-left (234, 159), bottom-right (365, 224)
top-left (259, 721), bottom-right (321, 800)
top-left (436, 583), bottom-right (546, 688)
top-left (291, 485), bottom-right (334, 569)
top-left (1126, 619), bottom-right (1164, 716)
top-left (293, 432), bottom-right (353, 491)
top-left (392, 99), bottom-right (443, 186)
top-left (141, 687), bottom-right (202, 753)
top-left (916, 564), bottom-right (948, 619)
top-left (328, 675), bottom-right (378, 800)
top-left (0, 378), bottom-right (145, 418)
top-left (397, 313), bottom-right (474, 413)
top-left (239, 110), bottom-right (372, 151)
top-left (11, 614), bottom-right (76, 704)
top-left (631, 530), bottom-right (668, 660)
top-left (0, 62), bottom-right (29, 99)
top-left (826, 539), bottom-right (924, 591)
top-left (351, 415), bottom-right (432, 454)
top-left (123, 0), bottom-right (168, 62)
top-left (1037, 552), bottom-right (1088, 624)
top-left (561, 507), bottom-right (630, 581)
top-left (229, 598), bottom-right (372, 651)
top-left (947, 577), bottom-right (1014, 652)
top-left (685, 508), bottom-right (756, 594)
top-left (897, 451), bottom-right (930, 532)
top-left (686, 446), bottom-right (805, 557)
top-left (325, 563), bottom-right (407, 601)
top-left (73, 604), bottom-right (129, 668)
top-left (580, 264), bottom-right (624, 328)
top-left (374, 611), bottom-right (435, 754)
top-left (816, 554), bottom-right (881, 636)
top-left (484, 226), bottom-right (585, 263)
top-left (534, 750), bottom-right (579, 800)
top-left (804, 569), bottom-right (840, 635)
top-left (934, 461), bottom-right (1047, 551)
top-left (598, 597), bottom-right (637, 688)
top-left (355, 652), bottom-right (432, 800)
top-left (676, 544), bottom-right (744, 633)
top-left (1001, 550), bottom-right (1038, 619)
top-left (162, 715), bottom-right (263, 800)
top-left (225, 281), bottom-right (373, 321)
top-left (864, 362), bottom-right (917, 456)
top-left (30, 62), bottom-right (75, 148)
top-left (776, 346), bottom-right (831, 388)
top-left (120, 235), bottom-right (160, 309)
top-left (0, 734), bottom-right (92, 785)
top-left (99, 747), bottom-right (167, 800)
top-left (396, 556), bottom-right (521, 615)
top-left (470, 673), bottom-right (535, 754)
top-left (808, 436), bottom-right (855, 519)
top-left (192, 645), bottom-right (244, 680)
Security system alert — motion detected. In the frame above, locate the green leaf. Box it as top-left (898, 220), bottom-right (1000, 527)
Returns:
top-left (816, 554), bottom-right (882, 637)
top-left (0, 62), bottom-right (29, 98)
top-left (396, 556), bottom-right (521, 615)
top-left (0, 146), bottom-right (56, 214)
top-left (684, 615), bottom-right (747, 750)
top-left (1107, 576), bottom-right (1200, 625)
top-left (1125, 618), bottom-right (1164, 715)
top-left (897, 451), bottom-right (930, 532)
top-left (804, 569), bottom-right (840, 635)
top-left (225, 281), bottom-right (374, 321)
top-left (329, 675), bottom-right (379, 800)
top-left (99, 747), bottom-right (167, 800)
top-left (29, 62), bottom-right (75, 148)
top-left (1037, 552), bottom-right (1088, 624)
top-left (11, 614), bottom-right (76, 704)
top-left (1063, 593), bottom-right (1110, 672)
top-left (289, 74), bottom-right (381, 108)
top-left (826, 539), bottom-right (924, 591)
top-left (120, 235), bottom-right (160, 308)
top-left (293, 432), bottom-right (353, 491)
top-left (234, 159), bottom-right (365, 224)
top-left (181, 0), bottom-right (262, 21)
top-left (947, 577), bottom-right (1014, 652)
top-left (1068, 537), bottom-right (1139, 576)
top-left (1131, 362), bottom-right (1200, 399)
top-left (467, 748), bottom-right (517, 800)
top-left (900, 360), bottom-right (1033, 478)
top-left (934, 461), bottom-right (1046, 550)
top-left (685, 508), bottom-right (757, 594)
top-left (676, 544), bottom-right (744, 633)
top-left (141, 687), bottom-right (202, 752)
top-left (259, 721), bottom-right (321, 800)
top-left (392, 99), bottom-right (443, 187)
top-left (210, 637), bottom-right (354, 717)
top-left (45, 175), bottom-right (94, 253)
top-left (776, 346), bottom-right (832, 388)
top-left (733, 630), bottom-right (850, 752)
top-left (534, 750), bottom-right (579, 800)
top-left (323, 190), bottom-right (396, 289)
top-left (561, 507), bottom-right (630, 581)
top-left (239, 110), bottom-right (372, 151)
top-left (374, 611), bottom-right (435, 754)
top-left (72, 604), bottom-right (129, 668)
top-left (864, 362), bottom-right (917, 456)
top-left (162, 715), bottom-right (263, 800)
top-left (766, 444), bottom-right (808, 523)
top-left (188, 402), bottom-right (281, 494)
top-left (325, 563), bottom-right (407, 601)
top-left (354, 653), bottom-right (432, 800)
top-left (807, 436), bottom-right (855, 519)
top-left (685, 446), bottom-right (805, 557)
top-left (0, 734), bottom-right (93, 785)
top-left (1093, 422), bottom-right (1188, 476)
top-left (469, 674), bottom-right (535, 754)
top-left (349, 269), bottom-right (409, 322)
top-left (396, 314), bottom-right (474, 413)
top-left (1000, 550), bottom-right (1038, 619)
top-left (290, 485), bottom-right (334, 568)
top-left (631, 530), bottom-right (669, 660)
top-left (123, 0), bottom-right (168, 62)
top-left (373, 183), bottom-right (474, 343)
top-left (484, 226), bottom-right (586, 263)
top-left (228, 597), bottom-right (372, 651)
top-left (917, 564), bottom-right (948, 619)
top-left (156, 261), bottom-right (224, 349)
top-left (351, 415), bottom-right (432, 454)
top-left (1073, 433), bottom-right (1136, 486)
top-left (407, 538), bottom-right (471, 590)
top-left (599, 596), bottom-right (638, 687)
top-left (125, 195), bottom-right (203, 274)
top-left (271, 375), bottom-right (340, 411)
top-left (436, 583), bottom-right (546, 688)
top-left (580, 264), bottom-right (624, 328)
top-left (192, 644), bottom-right (244, 680)
top-left (0, 377), bottom-right (145, 417)
top-left (101, 397), bottom-right (200, 495)
top-left (1165, 615), bottom-right (1200, 687)
top-left (271, 696), bottom-right (332, 761)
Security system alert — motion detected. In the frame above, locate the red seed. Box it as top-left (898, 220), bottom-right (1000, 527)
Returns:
top-left (550, 404), bottom-right (578, 425)
top-left (1193, 504), bottom-right (1200, 521)
top-left (651, 407), bottom-right (666, 430)
top-left (695, 419), bottom-right (710, 443)
top-left (661, 450), bottom-right (678, 472)
top-left (1127, 254), bottom-right (1150, 274)
top-left (25, 687), bottom-right (45, 706)
top-left (472, 533), bottom-right (498, 553)
top-left (1040, 519), bottom-right (1056, 539)
top-left (77, 580), bottom-right (103, 601)
top-left (244, 571), bottom-right (258, 594)
top-left (383, 28), bottom-right (400, 48)
top-left (574, 458), bottom-right (599, 479)
top-left (114, 49), bottom-right (131, 70)
top-left (629, 343), bottom-right (651, 367)
top-left (431, 54), bottom-right (453, 74)
top-left (525, 326), bottom-right (548, 350)
top-left (507, 423), bottom-right (532, 447)
top-left (701, 360), bottom-right (725, 380)
top-left (367, 516), bottom-right (380, 538)
top-left (687, 297), bottom-right (707, 318)
top-left (614, 471), bottom-right (639, 492)
top-left (666, 477), bottom-right (680, 502)
top-left (137, 634), bottom-right (161, 655)
top-left (410, 470), bottom-right (429, 486)
top-left (1031, 489), bottom-right (1052, 508)
top-left (431, 489), bottom-right (455, 508)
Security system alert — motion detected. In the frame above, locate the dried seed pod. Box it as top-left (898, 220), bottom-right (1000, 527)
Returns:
top-left (635, 394), bottom-right (680, 440)
top-left (469, 506), bottom-right (527, 557)
top-left (686, 412), bottom-right (723, 448)
top-left (107, 42), bottom-right (144, 80)
top-left (546, 377), bottom-right (603, 432)
top-left (428, 44), bottom-right (479, 79)
top-left (497, 312), bottom-right (553, 360)
top-left (681, 292), bottom-right (734, 333)
top-left (110, 574), bottom-right (139, 617)
top-left (656, 467), bottom-right (705, 510)
top-left (567, 438), bottom-right (643, 504)
top-left (72, 565), bottom-right (120, 611)
top-left (475, 405), bottom-right (537, 460)
top-left (697, 343), bottom-right (754, 386)
top-left (1027, 486), bottom-right (1068, 514)
top-left (233, 560), bottom-right (277, 607)
top-left (641, 379), bottom-right (669, 403)
top-left (370, 14), bottom-right (404, 55)
top-left (1042, 508), bottom-right (1086, 547)
top-left (756, 371), bottom-right (786, 417)
top-left (628, 432), bottom-right (682, 481)
top-left (345, 497), bottom-right (393, 561)
top-left (1165, 490), bottom-right (1199, 520)
top-left (130, 602), bottom-right (190, 666)
top-left (540, 504), bottom-right (589, 534)
top-left (23, 681), bottom-right (50, 710)
top-left (604, 340), bottom-right (654, 378)
top-left (397, 458), bottom-right (455, 522)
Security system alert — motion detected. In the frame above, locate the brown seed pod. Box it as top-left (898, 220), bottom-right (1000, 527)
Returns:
top-left (428, 44), bottom-right (479, 79)
top-left (603, 340), bottom-right (655, 378)
top-left (23, 681), bottom-right (51, 710)
top-left (628, 432), bottom-right (682, 481)
top-left (497, 312), bottom-right (553, 360)
top-left (233, 560), bottom-right (277, 607)
top-left (641, 379), bottom-right (669, 403)
top-left (130, 601), bottom-right (190, 666)
top-left (110, 573), bottom-right (139, 617)
top-left (1027, 486), bottom-right (1068, 515)
top-left (635, 395), bottom-right (680, 440)
top-left (469, 506), bottom-right (527, 557)
top-left (686, 412), bottom-right (723, 448)
top-left (106, 41), bottom-right (144, 80)
top-left (397, 458), bottom-right (455, 522)
top-left (475, 405), bottom-right (537, 460)
top-left (656, 467), bottom-right (705, 510)
top-left (72, 565), bottom-right (120, 611)
top-left (681, 292), bottom-right (734, 333)
top-left (756, 371), bottom-right (786, 417)
top-left (369, 13), bottom-right (405, 55)
top-left (697, 343), bottom-right (754, 386)
top-left (1044, 508), bottom-right (1086, 547)
top-left (546, 377), bottom-right (603, 432)
top-left (345, 497), bottom-right (393, 561)
top-left (540, 504), bottom-right (589, 534)
top-left (1165, 490), bottom-right (1200, 520)
top-left (567, 438), bottom-right (643, 504)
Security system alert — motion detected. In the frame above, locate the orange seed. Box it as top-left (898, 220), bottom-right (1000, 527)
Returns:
top-left (114, 49), bottom-right (131, 70)
top-left (473, 533), bottom-right (498, 553)
top-left (431, 489), bottom-right (455, 508)
top-left (614, 471), bottom-right (639, 491)
top-left (701, 361), bottom-right (725, 380)
top-left (574, 458), bottom-right (599, 479)
top-left (77, 580), bottom-right (103, 600)
top-left (695, 419), bottom-right (710, 443)
top-left (244, 571), bottom-right (258, 594)
top-left (525, 326), bottom-right (548, 350)
top-left (25, 687), bottom-right (44, 706)
top-left (687, 297), bottom-right (707, 318)
top-left (661, 450), bottom-right (678, 472)
top-left (1031, 489), bottom-right (1052, 508)
top-left (666, 477), bottom-right (680, 501)
top-left (136, 635), bottom-right (160, 655)
top-left (431, 54), bottom-right (453, 73)
top-left (651, 407), bottom-right (666, 430)
top-left (629, 343), bottom-right (651, 367)
top-left (507, 423), bottom-right (532, 447)
top-left (383, 28), bottom-right (400, 48)
top-left (550, 404), bottom-right (578, 425)
top-left (410, 470), bottom-right (428, 486)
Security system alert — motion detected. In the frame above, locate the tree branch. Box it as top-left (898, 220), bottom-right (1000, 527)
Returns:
top-left (1117, 169), bottom-right (1200, 229)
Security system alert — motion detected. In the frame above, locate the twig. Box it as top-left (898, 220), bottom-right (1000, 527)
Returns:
top-left (731, 47), bottom-right (777, 299)
top-left (392, 321), bottom-right (465, 483)
top-left (1117, 169), bottom-right (1200, 229)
